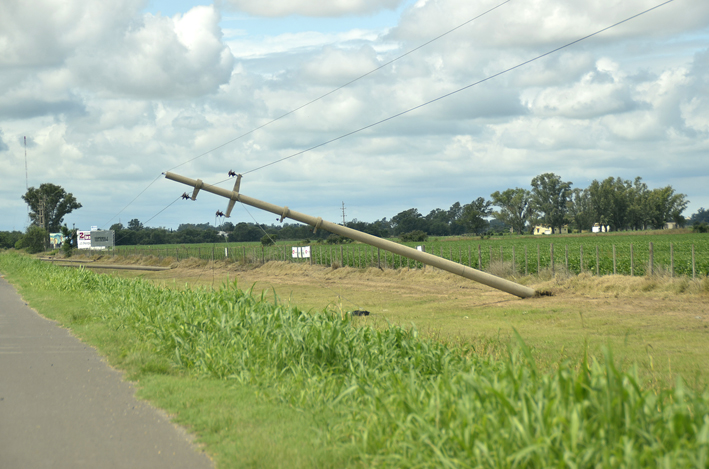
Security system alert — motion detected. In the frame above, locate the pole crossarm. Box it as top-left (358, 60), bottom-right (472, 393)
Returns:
top-left (164, 171), bottom-right (538, 298)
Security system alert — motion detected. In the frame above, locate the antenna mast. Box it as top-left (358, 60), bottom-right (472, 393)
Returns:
top-left (24, 136), bottom-right (28, 190)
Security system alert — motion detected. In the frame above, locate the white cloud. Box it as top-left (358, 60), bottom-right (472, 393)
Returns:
top-left (222, 0), bottom-right (406, 18)
top-left (2, 0), bottom-right (709, 231)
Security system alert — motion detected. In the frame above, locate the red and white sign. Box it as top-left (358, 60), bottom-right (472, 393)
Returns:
top-left (77, 231), bottom-right (92, 249)
top-left (292, 246), bottom-right (311, 258)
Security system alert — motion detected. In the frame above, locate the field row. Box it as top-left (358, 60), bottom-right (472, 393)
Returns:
top-left (113, 233), bottom-right (709, 277)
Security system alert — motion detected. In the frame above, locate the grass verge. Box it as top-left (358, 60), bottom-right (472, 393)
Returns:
top-left (2, 252), bottom-right (708, 468)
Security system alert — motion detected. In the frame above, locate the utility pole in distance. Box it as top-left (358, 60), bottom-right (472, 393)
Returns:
top-left (164, 171), bottom-right (538, 298)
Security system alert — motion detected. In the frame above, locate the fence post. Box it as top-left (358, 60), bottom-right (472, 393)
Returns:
top-left (377, 248), bottom-right (381, 269)
top-left (649, 242), bottom-right (654, 276)
top-left (550, 243), bottom-right (554, 275)
top-left (595, 246), bottom-right (599, 276)
top-left (692, 244), bottom-right (696, 279)
top-left (489, 246), bottom-right (493, 269)
top-left (580, 245), bottom-right (583, 273)
top-left (537, 244), bottom-right (540, 274)
top-left (630, 244), bottom-right (634, 276)
top-left (565, 245), bottom-right (568, 272)
top-left (670, 243), bottom-right (674, 278)
top-left (500, 246), bottom-right (503, 263)
top-left (613, 245), bottom-right (616, 275)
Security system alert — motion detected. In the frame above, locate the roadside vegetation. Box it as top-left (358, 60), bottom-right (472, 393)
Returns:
top-left (1, 251), bottom-right (708, 468)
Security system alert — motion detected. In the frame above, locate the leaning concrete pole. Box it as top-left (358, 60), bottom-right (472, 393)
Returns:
top-left (164, 172), bottom-right (538, 298)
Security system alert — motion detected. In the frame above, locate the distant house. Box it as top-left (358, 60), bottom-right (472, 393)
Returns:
top-left (592, 224), bottom-right (611, 233)
top-left (533, 225), bottom-right (568, 235)
top-left (664, 222), bottom-right (679, 230)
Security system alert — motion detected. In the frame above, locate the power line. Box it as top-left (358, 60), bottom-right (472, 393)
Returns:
top-left (98, 2), bottom-right (512, 229)
top-left (166, 0), bottom-right (513, 172)
top-left (100, 173), bottom-right (163, 229)
top-left (227, 0), bottom-right (675, 177)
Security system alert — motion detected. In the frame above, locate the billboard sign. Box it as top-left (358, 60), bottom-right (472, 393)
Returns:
top-left (49, 233), bottom-right (65, 249)
top-left (91, 230), bottom-right (115, 249)
top-left (78, 231), bottom-right (92, 249)
top-left (292, 246), bottom-right (311, 258)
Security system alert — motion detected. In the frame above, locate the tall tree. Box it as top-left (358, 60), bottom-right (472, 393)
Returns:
top-left (22, 183), bottom-right (82, 232)
top-left (461, 197), bottom-right (492, 235)
top-left (626, 177), bottom-right (651, 230)
top-left (566, 188), bottom-right (594, 232)
top-left (490, 188), bottom-right (532, 234)
top-left (588, 177), bottom-right (631, 231)
top-left (127, 218), bottom-right (144, 231)
top-left (646, 186), bottom-right (688, 229)
top-left (530, 173), bottom-right (572, 233)
top-left (391, 208), bottom-right (427, 235)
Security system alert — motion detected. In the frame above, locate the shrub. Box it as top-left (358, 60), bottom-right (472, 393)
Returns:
top-left (326, 234), bottom-right (353, 244)
top-left (399, 230), bottom-right (428, 242)
top-left (692, 222), bottom-right (708, 233)
top-left (16, 226), bottom-right (48, 254)
top-left (260, 234), bottom-right (277, 246)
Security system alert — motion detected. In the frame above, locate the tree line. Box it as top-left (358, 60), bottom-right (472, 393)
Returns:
top-left (2, 174), bottom-right (707, 252)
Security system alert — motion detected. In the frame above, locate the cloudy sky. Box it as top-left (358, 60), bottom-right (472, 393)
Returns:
top-left (1, 0), bottom-right (708, 232)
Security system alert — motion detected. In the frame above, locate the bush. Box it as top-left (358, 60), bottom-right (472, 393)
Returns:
top-left (692, 222), bottom-right (708, 233)
top-left (399, 230), bottom-right (428, 242)
top-left (16, 226), bottom-right (48, 254)
top-left (260, 234), bottom-right (277, 246)
top-left (325, 234), bottom-right (353, 244)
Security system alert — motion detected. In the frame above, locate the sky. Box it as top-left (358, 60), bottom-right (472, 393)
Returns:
top-left (1, 0), bottom-right (708, 232)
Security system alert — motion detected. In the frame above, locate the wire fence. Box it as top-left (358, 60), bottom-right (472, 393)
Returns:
top-left (110, 240), bottom-right (709, 279)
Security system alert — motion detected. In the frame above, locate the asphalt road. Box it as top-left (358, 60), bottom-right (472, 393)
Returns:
top-left (0, 277), bottom-right (214, 469)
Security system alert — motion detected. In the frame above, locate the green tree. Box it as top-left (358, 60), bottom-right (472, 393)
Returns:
top-left (391, 209), bottom-right (428, 235)
top-left (461, 197), bottom-right (492, 235)
top-left (689, 208), bottom-right (709, 225)
top-left (626, 177), bottom-right (651, 230)
top-left (22, 183), bottom-right (82, 232)
top-left (16, 226), bottom-right (48, 253)
top-left (490, 188), bottom-right (532, 234)
top-left (127, 219), bottom-right (144, 231)
top-left (588, 177), bottom-right (631, 231)
top-left (0, 231), bottom-right (23, 249)
top-left (530, 173), bottom-right (572, 233)
top-left (646, 187), bottom-right (688, 229)
top-left (261, 234), bottom-right (277, 246)
top-left (567, 188), bottom-right (594, 232)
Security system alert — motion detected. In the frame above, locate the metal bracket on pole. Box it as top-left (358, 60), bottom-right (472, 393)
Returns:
top-left (163, 171), bottom-right (539, 298)
top-left (280, 206), bottom-right (290, 223)
top-left (191, 179), bottom-right (204, 201)
top-left (313, 217), bottom-right (323, 234)
top-left (225, 174), bottom-right (242, 218)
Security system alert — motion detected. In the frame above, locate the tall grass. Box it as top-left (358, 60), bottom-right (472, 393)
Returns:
top-left (2, 252), bottom-right (707, 468)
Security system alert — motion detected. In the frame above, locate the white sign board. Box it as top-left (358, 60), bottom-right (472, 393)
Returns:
top-left (77, 231), bottom-right (92, 249)
top-left (292, 246), bottom-right (311, 258)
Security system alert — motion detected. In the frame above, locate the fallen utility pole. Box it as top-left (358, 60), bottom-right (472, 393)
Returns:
top-left (164, 172), bottom-right (538, 298)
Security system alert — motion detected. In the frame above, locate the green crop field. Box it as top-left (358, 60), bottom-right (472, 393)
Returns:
top-left (1, 252), bottom-right (708, 468)
top-left (111, 230), bottom-right (709, 277)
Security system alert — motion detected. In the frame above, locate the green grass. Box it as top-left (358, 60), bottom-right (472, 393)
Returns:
top-left (107, 230), bottom-right (709, 277)
top-left (2, 251), bottom-right (709, 468)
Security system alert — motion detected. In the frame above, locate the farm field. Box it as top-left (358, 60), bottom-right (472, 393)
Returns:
top-left (3, 251), bottom-right (709, 467)
top-left (102, 255), bottom-right (709, 391)
top-left (112, 230), bottom-right (709, 277)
